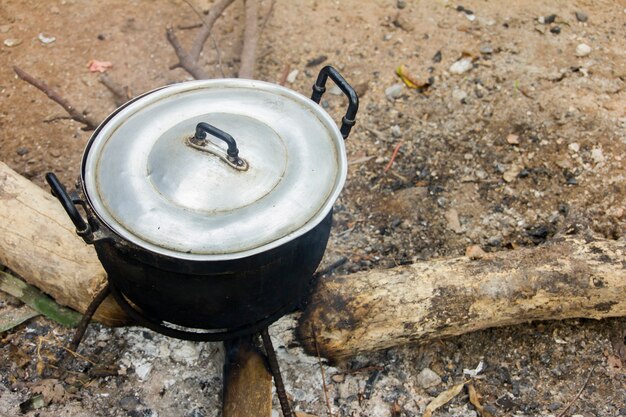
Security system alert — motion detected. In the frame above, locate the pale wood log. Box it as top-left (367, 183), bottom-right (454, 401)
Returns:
top-left (298, 236), bottom-right (626, 361)
top-left (0, 162), bottom-right (127, 326)
top-left (223, 337), bottom-right (272, 417)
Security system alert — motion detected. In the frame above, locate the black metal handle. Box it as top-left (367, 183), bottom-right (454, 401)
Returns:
top-left (311, 65), bottom-right (359, 139)
top-left (45, 172), bottom-right (90, 235)
top-left (194, 122), bottom-right (242, 163)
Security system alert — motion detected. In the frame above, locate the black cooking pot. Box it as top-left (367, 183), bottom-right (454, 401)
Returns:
top-left (46, 66), bottom-right (358, 340)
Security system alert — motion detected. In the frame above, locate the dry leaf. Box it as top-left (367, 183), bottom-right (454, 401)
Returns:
top-left (422, 382), bottom-right (465, 417)
top-left (607, 354), bottom-right (622, 372)
top-left (32, 379), bottom-right (68, 404)
top-left (87, 59), bottom-right (113, 73)
top-left (468, 384), bottom-right (495, 417)
top-left (395, 65), bottom-right (431, 90)
top-left (8, 344), bottom-right (31, 368)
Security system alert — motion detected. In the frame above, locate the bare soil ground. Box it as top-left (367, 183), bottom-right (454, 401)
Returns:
top-left (1, 0), bottom-right (625, 416)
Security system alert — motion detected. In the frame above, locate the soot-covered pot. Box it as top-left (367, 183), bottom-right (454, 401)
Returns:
top-left (46, 66), bottom-right (358, 340)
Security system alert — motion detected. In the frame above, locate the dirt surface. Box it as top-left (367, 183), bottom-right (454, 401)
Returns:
top-left (1, 0), bottom-right (625, 416)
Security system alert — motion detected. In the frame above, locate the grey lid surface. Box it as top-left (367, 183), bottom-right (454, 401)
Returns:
top-left (83, 79), bottom-right (346, 260)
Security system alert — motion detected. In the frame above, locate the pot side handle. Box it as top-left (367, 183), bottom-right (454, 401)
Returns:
top-left (45, 172), bottom-right (92, 239)
top-left (311, 65), bottom-right (359, 139)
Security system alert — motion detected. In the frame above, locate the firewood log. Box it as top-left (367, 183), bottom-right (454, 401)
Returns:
top-left (0, 162), bottom-right (126, 326)
top-left (223, 337), bottom-right (272, 417)
top-left (297, 236), bottom-right (626, 361)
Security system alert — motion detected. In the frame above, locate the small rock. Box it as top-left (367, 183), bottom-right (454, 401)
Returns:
top-left (187, 409), bottom-right (205, 417)
top-left (3, 38), bottom-right (22, 47)
top-left (464, 13), bottom-right (476, 22)
top-left (449, 57), bottom-right (473, 74)
top-left (466, 245), bottom-right (486, 260)
top-left (416, 368), bottom-right (442, 389)
top-left (479, 44), bottom-right (493, 54)
top-left (527, 225), bottom-right (550, 242)
top-left (170, 342), bottom-right (199, 363)
top-left (37, 33), bottom-right (56, 44)
top-left (506, 134), bottom-right (520, 145)
top-left (503, 166), bottom-right (521, 183)
top-left (393, 14), bottom-right (415, 31)
top-left (331, 373), bottom-right (345, 383)
top-left (550, 26), bottom-right (561, 34)
top-left (0, 24), bottom-right (11, 33)
top-left (119, 396), bottom-right (141, 411)
top-left (385, 83), bottom-right (404, 100)
top-left (390, 125), bottom-right (402, 138)
top-left (575, 11), bottom-right (588, 22)
top-left (432, 50), bottom-right (442, 63)
top-left (591, 147), bottom-right (604, 163)
top-left (50, 149), bottom-right (62, 158)
top-left (538, 14), bottom-right (557, 24)
top-left (452, 88), bottom-right (468, 102)
top-left (286, 69), bottom-right (298, 84)
top-left (575, 43), bottom-right (591, 57)
top-left (568, 142), bottom-right (580, 153)
top-left (445, 209), bottom-right (463, 234)
top-left (134, 362), bottom-right (152, 381)
top-left (396, 0), bottom-right (406, 9)
top-left (50, 5), bottom-right (60, 14)
top-left (16, 147), bottom-right (29, 156)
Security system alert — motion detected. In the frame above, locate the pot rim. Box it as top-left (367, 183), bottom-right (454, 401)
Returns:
top-left (80, 79), bottom-right (347, 261)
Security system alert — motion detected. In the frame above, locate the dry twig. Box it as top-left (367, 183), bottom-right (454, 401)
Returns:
top-left (98, 73), bottom-right (131, 107)
top-left (556, 366), bottom-right (595, 417)
top-left (313, 327), bottom-right (333, 417)
top-left (190, 0), bottom-right (235, 61)
top-left (166, 28), bottom-right (210, 79)
top-left (13, 66), bottom-right (99, 130)
top-left (239, 0), bottom-right (260, 79)
top-left (167, 0), bottom-right (235, 79)
top-left (383, 140), bottom-right (404, 173)
top-left (259, 0), bottom-right (276, 35)
top-left (177, 22), bottom-right (203, 30)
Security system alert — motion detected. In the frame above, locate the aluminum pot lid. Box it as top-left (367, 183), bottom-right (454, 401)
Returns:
top-left (82, 79), bottom-right (347, 260)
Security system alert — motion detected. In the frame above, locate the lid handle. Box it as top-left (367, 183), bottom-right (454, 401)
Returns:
top-left (311, 65), bottom-right (359, 139)
top-left (188, 122), bottom-right (248, 171)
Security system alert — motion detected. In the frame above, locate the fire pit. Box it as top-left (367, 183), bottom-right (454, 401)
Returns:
top-left (46, 65), bottom-right (358, 415)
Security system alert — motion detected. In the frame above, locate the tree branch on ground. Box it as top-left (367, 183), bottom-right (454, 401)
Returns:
top-left (98, 73), bottom-right (132, 107)
top-left (239, 0), bottom-right (259, 79)
top-left (13, 66), bottom-right (99, 131)
top-left (167, 0), bottom-right (236, 79)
